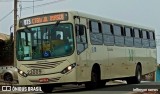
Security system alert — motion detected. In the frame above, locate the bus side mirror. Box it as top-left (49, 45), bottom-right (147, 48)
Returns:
top-left (10, 32), bottom-right (13, 41)
top-left (76, 25), bottom-right (84, 36)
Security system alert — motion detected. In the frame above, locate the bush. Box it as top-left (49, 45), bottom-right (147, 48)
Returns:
top-left (0, 39), bottom-right (14, 66)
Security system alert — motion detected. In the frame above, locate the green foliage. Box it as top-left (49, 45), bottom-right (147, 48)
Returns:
top-left (0, 39), bottom-right (14, 66)
top-left (157, 64), bottom-right (160, 70)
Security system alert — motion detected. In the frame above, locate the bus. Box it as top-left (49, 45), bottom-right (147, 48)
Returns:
top-left (15, 11), bottom-right (157, 93)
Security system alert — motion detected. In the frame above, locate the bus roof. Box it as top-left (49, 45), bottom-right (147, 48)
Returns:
top-left (19, 10), bottom-right (155, 31)
top-left (69, 11), bottom-right (154, 31)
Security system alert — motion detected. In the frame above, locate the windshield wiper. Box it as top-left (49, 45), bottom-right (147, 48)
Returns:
top-left (55, 21), bottom-right (60, 26)
top-left (24, 25), bottom-right (32, 32)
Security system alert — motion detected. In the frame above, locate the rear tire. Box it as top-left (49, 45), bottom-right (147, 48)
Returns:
top-left (126, 65), bottom-right (142, 84)
top-left (98, 80), bottom-right (106, 87)
top-left (41, 84), bottom-right (54, 93)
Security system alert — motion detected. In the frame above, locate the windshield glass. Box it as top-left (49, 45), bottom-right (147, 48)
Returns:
top-left (16, 23), bottom-right (74, 60)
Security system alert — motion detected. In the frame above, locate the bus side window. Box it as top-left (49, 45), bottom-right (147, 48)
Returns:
top-left (124, 27), bottom-right (133, 47)
top-left (76, 24), bottom-right (88, 54)
top-left (102, 23), bottom-right (114, 46)
top-left (133, 28), bottom-right (142, 48)
top-left (113, 25), bottom-right (124, 46)
top-left (142, 30), bottom-right (149, 48)
top-left (149, 31), bottom-right (156, 48)
top-left (153, 32), bottom-right (156, 48)
top-left (89, 21), bottom-right (103, 45)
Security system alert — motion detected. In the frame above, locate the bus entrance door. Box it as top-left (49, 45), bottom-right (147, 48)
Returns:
top-left (75, 17), bottom-right (89, 82)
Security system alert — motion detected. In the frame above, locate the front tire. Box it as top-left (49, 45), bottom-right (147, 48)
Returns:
top-left (41, 84), bottom-right (54, 93)
top-left (4, 73), bottom-right (13, 82)
top-left (85, 68), bottom-right (100, 89)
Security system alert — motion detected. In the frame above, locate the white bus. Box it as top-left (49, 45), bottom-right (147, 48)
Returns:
top-left (15, 11), bottom-right (157, 93)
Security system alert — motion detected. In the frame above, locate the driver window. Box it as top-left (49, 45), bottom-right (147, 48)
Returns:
top-left (18, 31), bottom-right (32, 60)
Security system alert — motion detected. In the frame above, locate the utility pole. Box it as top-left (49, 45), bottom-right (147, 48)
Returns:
top-left (14, 0), bottom-right (17, 33)
top-left (14, 0), bottom-right (17, 66)
top-left (33, 0), bottom-right (34, 14)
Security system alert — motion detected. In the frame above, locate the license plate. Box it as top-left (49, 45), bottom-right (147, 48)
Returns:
top-left (39, 78), bottom-right (49, 83)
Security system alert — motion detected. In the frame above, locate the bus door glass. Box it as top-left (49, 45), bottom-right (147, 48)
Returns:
top-left (76, 25), bottom-right (88, 54)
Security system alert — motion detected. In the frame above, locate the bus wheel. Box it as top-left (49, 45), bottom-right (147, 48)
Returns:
top-left (4, 73), bottom-right (13, 82)
top-left (98, 80), bottom-right (106, 87)
top-left (41, 84), bottom-right (54, 93)
top-left (127, 65), bottom-right (142, 84)
top-left (85, 68), bottom-right (100, 89)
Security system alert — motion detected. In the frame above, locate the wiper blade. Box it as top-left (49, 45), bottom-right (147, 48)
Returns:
top-left (55, 21), bottom-right (60, 26)
top-left (25, 25), bottom-right (31, 32)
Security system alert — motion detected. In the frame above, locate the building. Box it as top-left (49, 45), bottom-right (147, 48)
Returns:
top-left (0, 33), bottom-right (9, 41)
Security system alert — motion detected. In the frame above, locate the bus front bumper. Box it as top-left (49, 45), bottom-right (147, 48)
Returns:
top-left (17, 68), bottom-right (76, 85)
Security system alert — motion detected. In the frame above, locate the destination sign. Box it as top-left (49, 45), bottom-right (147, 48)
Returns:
top-left (19, 12), bottom-right (68, 27)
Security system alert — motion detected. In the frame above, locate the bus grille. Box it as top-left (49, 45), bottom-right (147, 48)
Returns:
top-left (23, 61), bottom-right (62, 69)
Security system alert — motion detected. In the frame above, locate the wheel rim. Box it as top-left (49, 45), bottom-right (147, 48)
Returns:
top-left (138, 71), bottom-right (140, 80)
top-left (137, 68), bottom-right (141, 82)
top-left (4, 74), bottom-right (13, 81)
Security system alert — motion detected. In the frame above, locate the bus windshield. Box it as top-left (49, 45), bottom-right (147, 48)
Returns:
top-left (16, 23), bottom-right (74, 60)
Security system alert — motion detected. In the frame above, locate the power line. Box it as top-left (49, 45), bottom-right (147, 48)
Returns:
top-left (0, 0), bottom-right (66, 22)
top-left (19, 0), bottom-right (43, 2)
top-left (0, 0), bottom-right (43, 2)
top-left (0, 0), bottom-right (13, 1)
top-left (0, 0), bottom-right (12, 2)
top-left (0, 10), bottom-right (14, 22)
top-left (21, 0), bottom-right (66, 10)
top-left (0, 0), bottom-right (12, 1)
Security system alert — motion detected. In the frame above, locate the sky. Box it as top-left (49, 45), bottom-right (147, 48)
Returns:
top-left (0, 0), bottom-right (160, 63)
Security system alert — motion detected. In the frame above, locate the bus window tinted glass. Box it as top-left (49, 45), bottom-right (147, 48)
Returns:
top-left (102, 23), bottom-right (112, 34)
top-left (149, 32), bottom-right (154, 39)
top-left (90, 21), bottom-right (103, 45)
top-left (142, 30), bottom-right (147, 39)
top-left (90, 21), bottom-right (99, 33)
top-left (113, 25), bottom-right (121, 35)
top-left (134, 29), bottom-right (139, 38)
top-left (125, 27), bottom-right (131, 37)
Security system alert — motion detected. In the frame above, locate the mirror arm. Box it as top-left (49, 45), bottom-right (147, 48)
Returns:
top-left (73, 16), bottom-right (80, 24)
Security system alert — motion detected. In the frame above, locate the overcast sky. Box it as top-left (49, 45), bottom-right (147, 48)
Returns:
top-left (0, 0), bottom-right (160, 63)
top-left (1, 0), bottom-right (160, 34)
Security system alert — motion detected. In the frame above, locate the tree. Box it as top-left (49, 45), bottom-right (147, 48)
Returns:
top-left (0, 39), bottom-right (13, 66)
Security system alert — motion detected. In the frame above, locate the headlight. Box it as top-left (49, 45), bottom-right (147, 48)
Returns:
top-left (61, 63), bottom-right (76, 74)
top-left (18, 69), bottom-right (28, 77)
